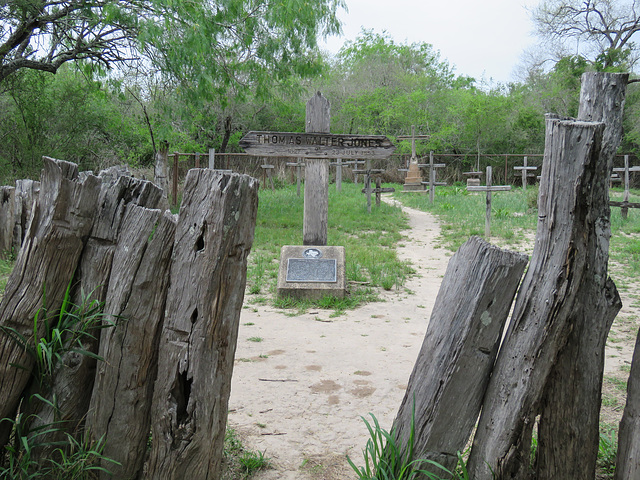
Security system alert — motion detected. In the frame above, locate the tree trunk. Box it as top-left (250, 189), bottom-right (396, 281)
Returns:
top-left (391, 236), bottom-right (528, 474)
top-left (220, 115), bottom-right (232, 154)
top-left (145, 170), bottom-right (259, 479)
top-left (467, 117), bottom-right (609, 479)
top-left (616, 326), bottom-right (640, 479)
top-left (0, 158), bottom-right (100, 450)
top-left (87, 207), bottom-right (176, 480)
top-left (535, 72), bottom-right (626, 480)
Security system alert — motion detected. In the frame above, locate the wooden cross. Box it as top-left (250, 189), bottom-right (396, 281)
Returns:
top-left (286, 159), bottom-right (305, 197)
top-left (260, 162), bottom-right (275, 190)
top-left (354, 159), bottom-right (386, 213)
top-left (239, 92), bottom-right (395, 245)
top-left (612, 155), bottom-right (640, 219)
top-left (513, 156), bottom-right (538, 190)
top-left (330, 158), bottom-right (360, 191)
top-left (361, 177), bottom-right (395, 211)
top-left (421, 151), bottom-right (447, 203)
top-left (466, 166), bottom-right (511, 237)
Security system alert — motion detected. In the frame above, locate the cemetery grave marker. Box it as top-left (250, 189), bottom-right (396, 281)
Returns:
top-left (397, 125), bottom-right (430, 191)
top-left (513, 156), bottom-right (538, 190)
top-left (421, 151), bottom-right (447, 204)
top-left (260, 162), bottom-right (275, 190)
top-left (286, 159), bottom-right (305, 196)
top-left (611, 155), bottom-right (640, 219)
top-left (361, 177), bottom-right (396, 211)
top-left (354, 159), bottom-right (387, 213)
top-left (467, 166), bottom-right (511, 237)
top-left (240, 92), bottom-right (395, 299)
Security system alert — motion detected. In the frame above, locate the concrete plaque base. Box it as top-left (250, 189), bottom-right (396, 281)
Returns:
top-left (277, 245), bottom-right (346, 300)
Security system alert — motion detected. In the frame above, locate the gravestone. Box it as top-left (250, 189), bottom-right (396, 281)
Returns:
top-left (398, 125), bottom-right (430, 192)
top-left (240, 92), bottom-right (395, 299)
top-left (276, 245), bottom-right (346, 300)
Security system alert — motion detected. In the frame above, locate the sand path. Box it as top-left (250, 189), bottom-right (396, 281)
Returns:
top-left (228, 198), bottom-right (450, 479)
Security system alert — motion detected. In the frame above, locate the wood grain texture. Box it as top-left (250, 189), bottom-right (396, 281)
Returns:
top-left (535, 72), bottom-right (626, 480)
top-left (12, 179), bottom-right (40, 252)
top-left (146, 170), bottom-right (259, 480)
top-left (391, 236), bottom-right (528, 473)
top-left (0, 186), bottom-right (15, 254)
top-left (467, 118), bottom-right (610, 479)
top-left (87, 207), bottom-right (176, 480)
top-left (616, 327), bottom-right (640, 479)
top-left (303, 158), bottom-right (329, 246)
top-left (0, 157), bottom-right (100, 449)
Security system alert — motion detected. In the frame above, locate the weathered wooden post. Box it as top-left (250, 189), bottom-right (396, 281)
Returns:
top-left (303, 92), bottom-right (331, 245)
top-left (0, 158), bottom-right (100, 450)
top-left (331, 158), bottom-right (344, 192)
top-left (154, 140), bottom-right (169, 201)
top-left (513, 156), bottom-right (538, 190)
top-left (0, 186), bottom-right (15, 256)
top-left (467, 109), bottom-right (622, 479)
top-left (427, 151), bottom-right (446, 204)
top-left (12, 179), bottom-right (40, 251)
top-left (466, 166), bottom-right (511, 238)
top-left (392, 236), bottom-right (527, 473)
top-left (146, 170), bottom-right (259, 479)
top-left (616, 326), bottom-right (640, 479)
top-left (208, 148), bottom-right (215, 169)
top-left (87, 207), bottom-right (176, 479)
top-left (533, 72), bottom-right (627, 480)
top-left (172, 151), bottom-right (179, 206)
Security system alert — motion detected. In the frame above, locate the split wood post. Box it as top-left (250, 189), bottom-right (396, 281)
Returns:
top-left (26, 172), bottom-right (164, 457)
top-left (466, 166), bottom-right (510, 238)
top-left (613, 155), bottom-right (640, 219)
top-left (146, 170), bottom-right (259, 480)
top-left (467, 115), bottom-right (619, 479)
top-left (0, 157), bottom-right (100, 450)
top-left (172, 151), bottom-right (179, 206)
top-left (87, 207), bottom-right (176, 480)
top-left (513, 156), bottom-right (538, 190)
top-left (154, 141), bottom-right (169, 204)
top-left (12, 179), bottom-right (40, 251)
top-left (391, 236), bottom-right (528, 473)
top-left (208, 148), bottom-right (216, 169)
top-left (286, 159), bottom-right (304, 197)
top-left (616, 326), bottom-right (640, 479)
top-left (534, 72), bottom-right (627, 480)
top-left (0, 186), bottom-right (15, 256)
top-left (195, 152), bottom-right (201, 168)
top-left (303, 92), bottom-right (330, 245)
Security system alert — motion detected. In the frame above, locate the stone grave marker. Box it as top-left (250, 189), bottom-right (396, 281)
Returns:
top-left (467, 166), bottom-right (511, 237)
top-left (397, 125), bottom-right (430, 191)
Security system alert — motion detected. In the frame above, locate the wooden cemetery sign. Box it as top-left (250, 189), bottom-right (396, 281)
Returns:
top-left (239, 92), bottom-right (396, 246)
top-left (513, 156), bottom-right (538, 190)
top-left (467, 166), bottom-right (511, 237)
top-left (241, 92), bottom-right (395, 299)
top-left (611, 155), bottom-right (640, 219)
top-left (397, 125), bottom-right (430, 191)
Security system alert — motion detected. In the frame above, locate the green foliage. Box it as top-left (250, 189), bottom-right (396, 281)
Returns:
top-left (223, 428), bottom-right (272, 479)
top-left (347, 411), bottom-right (456, 480)
top-left (597, 427), bottom-right (618, 477)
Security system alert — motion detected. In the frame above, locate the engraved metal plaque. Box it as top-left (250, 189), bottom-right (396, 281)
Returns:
top-left (286, 258), bottom-right (337, 283)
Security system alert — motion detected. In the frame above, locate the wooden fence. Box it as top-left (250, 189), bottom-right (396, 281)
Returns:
top-left (0, 157), bottom-right (259, 479)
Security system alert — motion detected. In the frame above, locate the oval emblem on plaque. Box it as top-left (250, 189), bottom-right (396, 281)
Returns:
top-left (303, 248), bottom-right (322, 259)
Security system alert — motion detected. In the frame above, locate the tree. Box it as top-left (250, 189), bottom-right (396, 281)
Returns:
top-left (0, 1), bottom-right (144, 84)
top-left (532, 0), bottom-right (640, 70)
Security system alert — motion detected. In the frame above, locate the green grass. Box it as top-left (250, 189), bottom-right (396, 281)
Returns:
top-left (223, 428), bottom-right (271, 479)
top-left (245, 182), bottom-right (414, 311)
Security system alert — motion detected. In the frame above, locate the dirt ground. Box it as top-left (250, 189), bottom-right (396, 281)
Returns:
top-left (227, 197), bottom-right (639, 479)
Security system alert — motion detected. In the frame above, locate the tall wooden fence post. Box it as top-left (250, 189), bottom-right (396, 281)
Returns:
top-left (391, 237), bottom-right (527, 473)
top-left (467, 114), bottom-right (620, 479)
top-left (172, 151), bottom-right (179, 206)
top-left (146, 170), bottom-right (259, 479)
top-left (0, 158), bottom-right (100, 450)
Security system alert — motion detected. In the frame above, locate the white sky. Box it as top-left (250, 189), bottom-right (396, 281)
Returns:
top-left (320, 0), bottom-right (541, 84)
